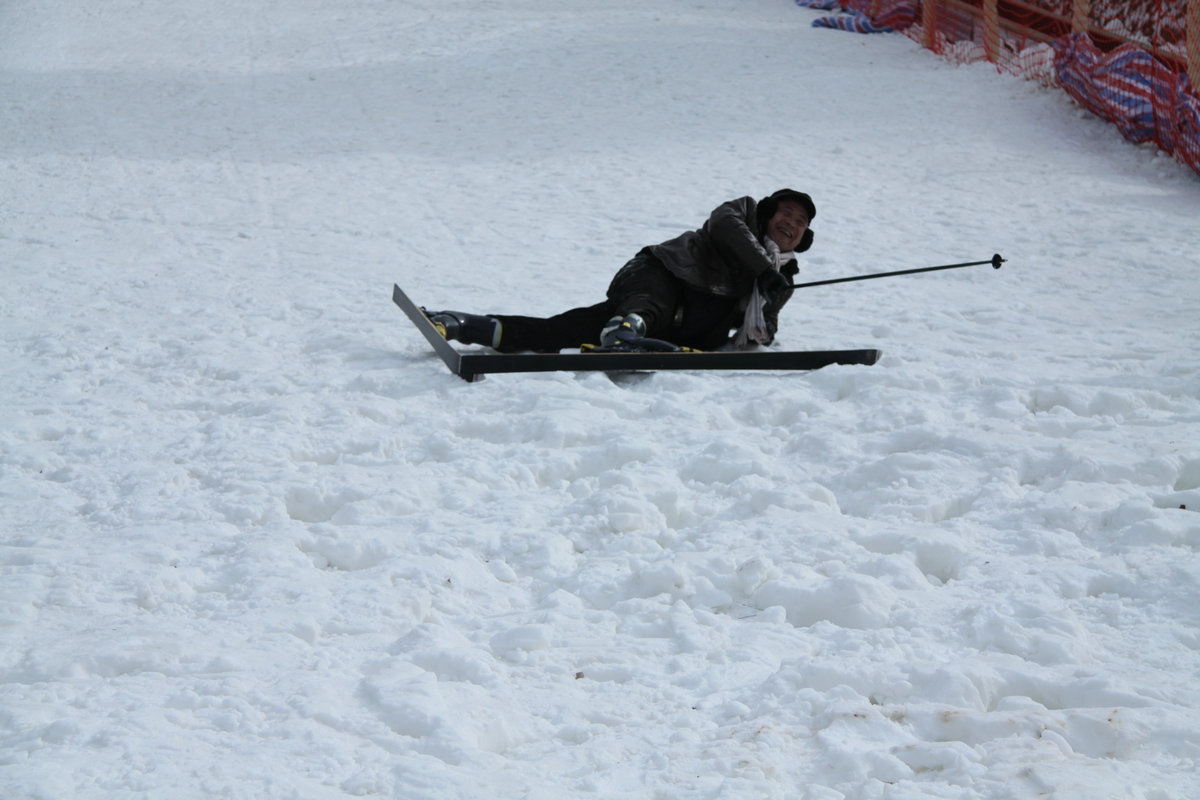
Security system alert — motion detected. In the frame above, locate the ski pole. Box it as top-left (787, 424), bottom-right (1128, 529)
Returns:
top-left (791, 253), bottom-right (1005, 289)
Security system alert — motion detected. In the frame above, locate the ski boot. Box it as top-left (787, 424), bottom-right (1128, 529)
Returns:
top-left (423, 309), bottom-right (502, 348)
top-left (594, 313), bottom-right (682, 352)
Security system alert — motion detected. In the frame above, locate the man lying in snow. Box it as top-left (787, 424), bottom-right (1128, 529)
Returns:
top-left (425, 188), bottom-right (815, 354)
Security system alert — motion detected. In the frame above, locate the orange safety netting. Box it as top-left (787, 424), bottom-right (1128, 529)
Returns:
top-left (801, 0), bottom-right (1200, 175)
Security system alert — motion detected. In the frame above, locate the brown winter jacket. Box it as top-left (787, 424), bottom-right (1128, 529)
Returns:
top-left (648, 196), bottom-right (800, 297)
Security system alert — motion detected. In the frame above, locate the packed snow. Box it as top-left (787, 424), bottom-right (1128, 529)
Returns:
top-left (2, 0), bottom-right (1199, 798)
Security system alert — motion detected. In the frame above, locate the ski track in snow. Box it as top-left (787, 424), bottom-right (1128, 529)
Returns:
top-left (2, 1), bottom-right (1199, 798)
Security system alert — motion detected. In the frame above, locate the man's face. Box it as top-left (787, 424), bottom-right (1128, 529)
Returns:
top-left (766, 199), bottom-right (810, 252)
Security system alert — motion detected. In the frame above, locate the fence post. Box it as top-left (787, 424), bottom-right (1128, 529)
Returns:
top-left (1071, 0), bottom-right (1090, 35)
top-left (1189, 0), bottom-right (1200, 92)
top-left (922, 0), bottom-right (940, 51)
top-left (983, 0), bottom-right (1000, 62)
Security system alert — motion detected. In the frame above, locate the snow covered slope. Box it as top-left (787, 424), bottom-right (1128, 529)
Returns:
top-left (2, 1), bottom-right (1198, 797)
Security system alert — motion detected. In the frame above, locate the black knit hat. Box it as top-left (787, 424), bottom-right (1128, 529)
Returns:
top-left (758, 188), bottom-right (816, 222)
top-left (757, 189), bottom-right (816, 252)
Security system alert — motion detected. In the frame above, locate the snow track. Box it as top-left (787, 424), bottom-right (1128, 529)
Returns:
top-left (2, 0), bottom-right (1199, 798)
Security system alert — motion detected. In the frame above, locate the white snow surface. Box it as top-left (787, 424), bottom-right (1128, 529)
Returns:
top-left (3, 1), bottom-right (1199, 798)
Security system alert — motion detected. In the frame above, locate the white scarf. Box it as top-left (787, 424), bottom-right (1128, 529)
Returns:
top-left (734, 238), bottom-right (789, 347)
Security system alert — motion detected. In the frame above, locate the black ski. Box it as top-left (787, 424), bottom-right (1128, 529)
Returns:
top-left (393, 284), bottom-right (881, 382)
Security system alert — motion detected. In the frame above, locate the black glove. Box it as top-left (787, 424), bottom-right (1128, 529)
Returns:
top-left (756, 269), bottom-right (792, 306)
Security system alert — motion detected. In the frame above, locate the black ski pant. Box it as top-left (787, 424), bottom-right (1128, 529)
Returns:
top-left (492, 250), bottom-right (738, 353)
top-left (491, 302), bottom-right (614, 354)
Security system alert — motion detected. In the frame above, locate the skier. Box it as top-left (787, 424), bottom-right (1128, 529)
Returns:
top-left (425, 188), bottom-right (815, 353)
